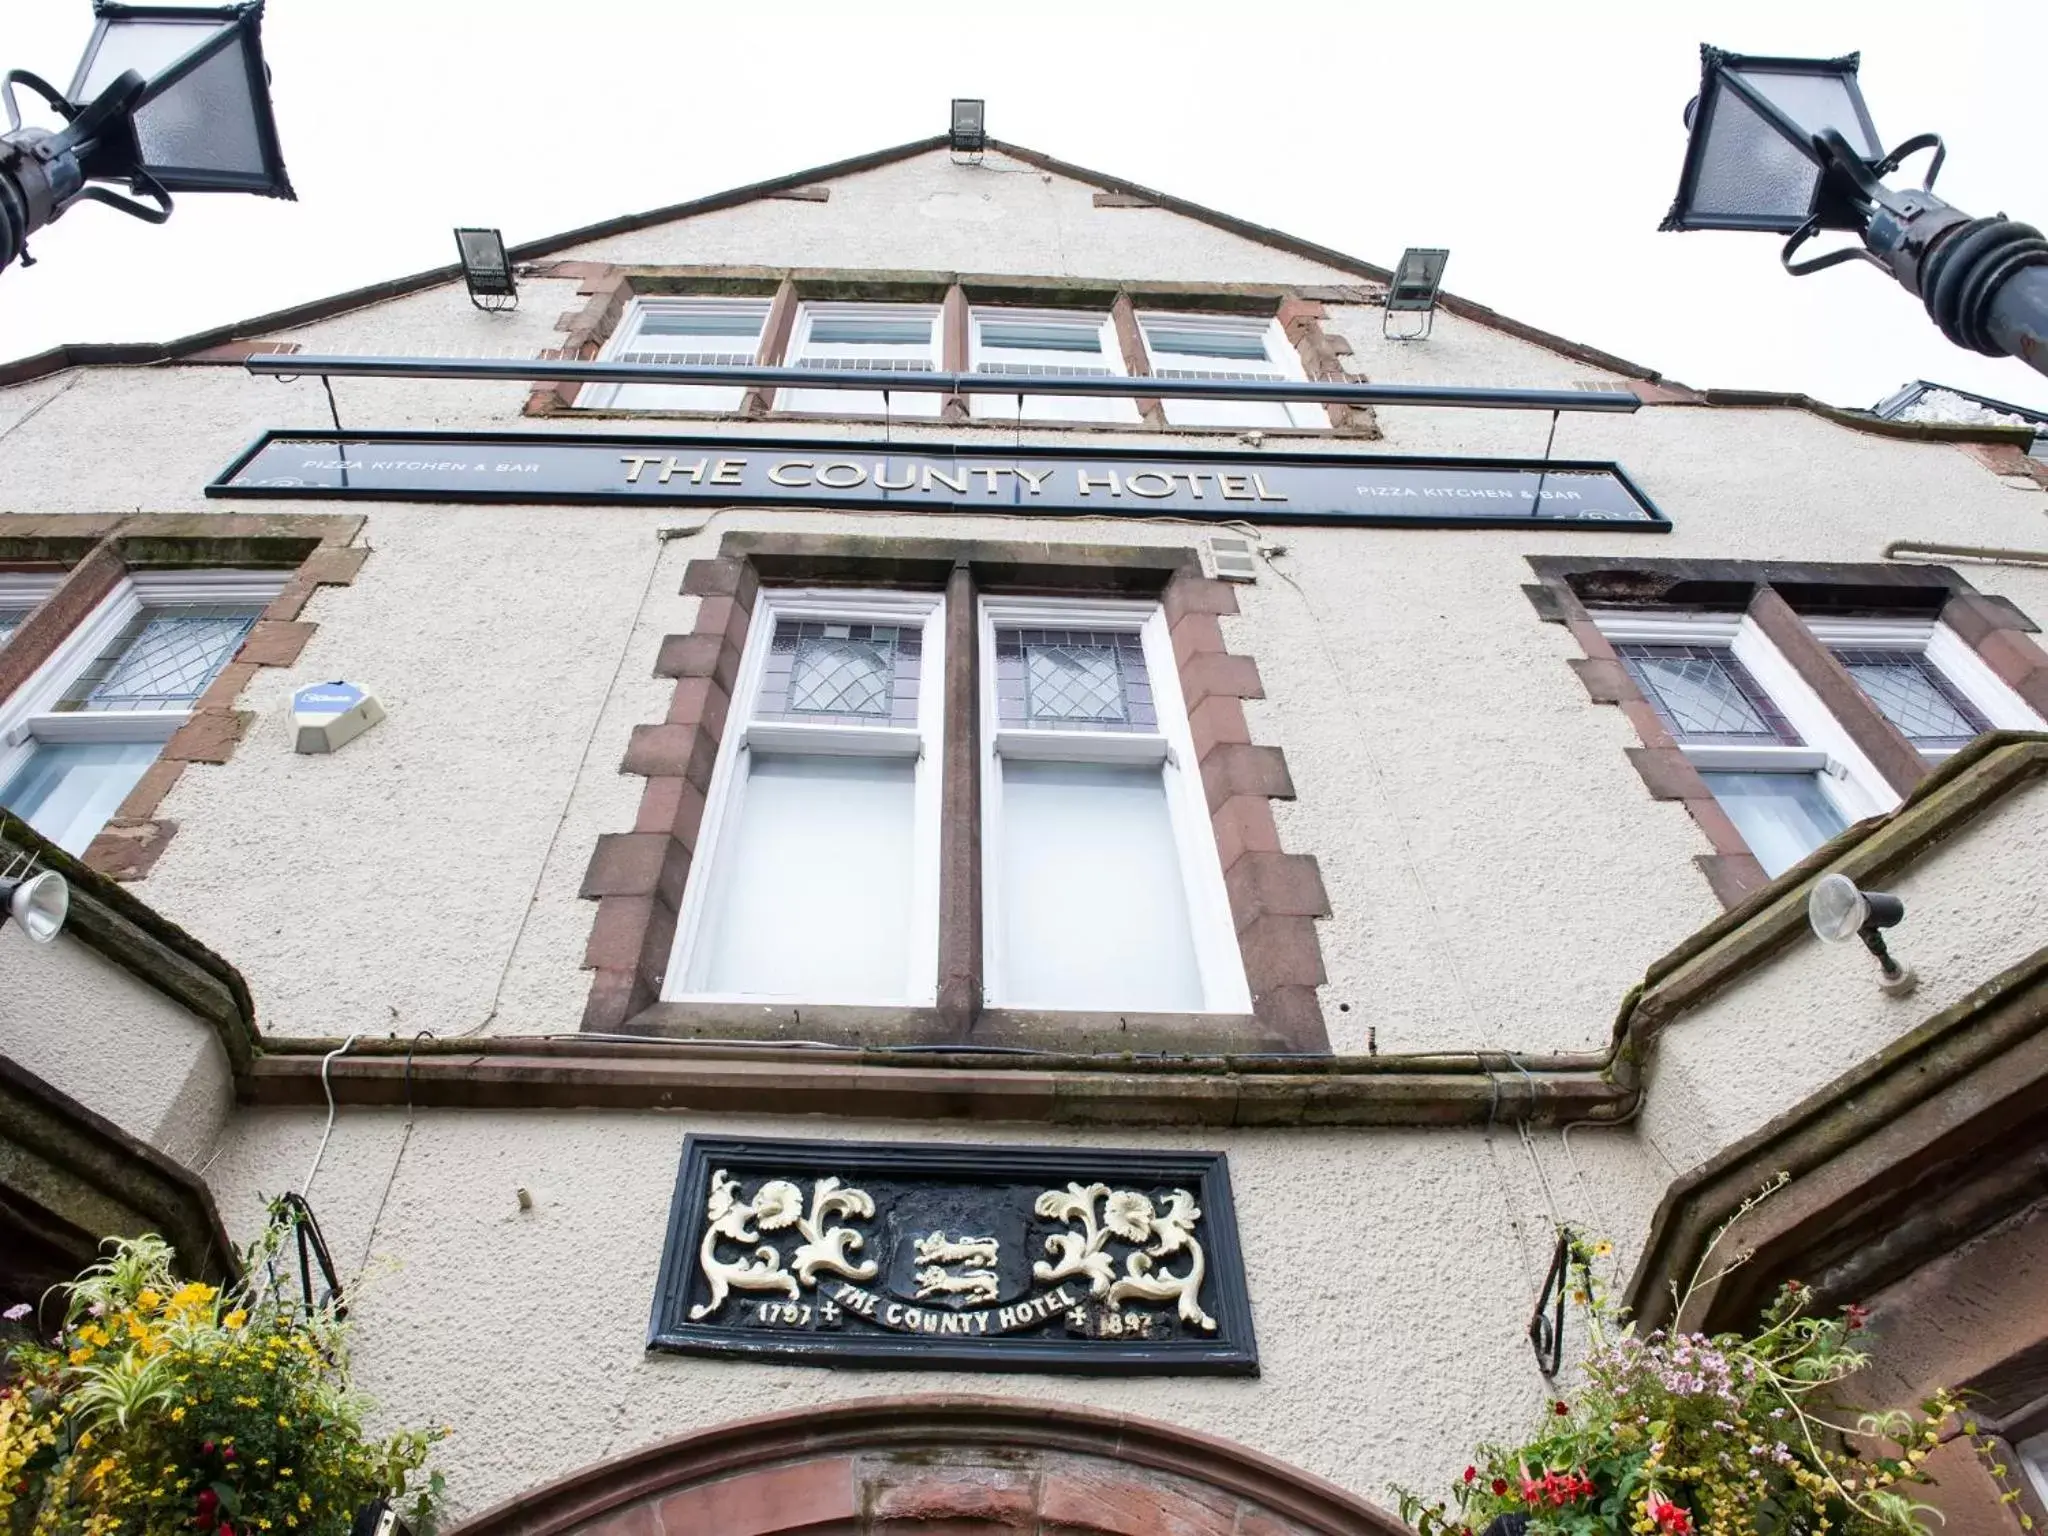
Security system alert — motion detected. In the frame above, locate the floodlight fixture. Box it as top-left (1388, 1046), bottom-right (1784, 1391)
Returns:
top-left (453, 226), bottom-right (517, 313)
top-left (1662, 44), bottom-right (2048, 379)
top-left (0, 1), bottom-right (293, 274)
top-left (950, 98), bottom-right (986, 160)
top-left (1807, 872), bottom-right (1915, 993)
top-left (1383, 247), bottom-right (1449, 340)
top-left (0, 869), bottom-right (69, 945)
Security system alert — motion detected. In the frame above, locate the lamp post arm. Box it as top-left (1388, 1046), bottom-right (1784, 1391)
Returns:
top-left (0, 67), bottom-right (153, 275)
top-left (1798, 128), bottom-right (2048, 381)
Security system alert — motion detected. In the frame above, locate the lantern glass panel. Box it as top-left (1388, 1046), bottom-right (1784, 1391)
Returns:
top-left (69, 16), bottom-right (225, 102)
top-left (131, 30), bottom-right (267, 182)
top-left (1688, 81), bottom-right (1821, 226)
top-left (1730, 67), bottom-right (1880, 159)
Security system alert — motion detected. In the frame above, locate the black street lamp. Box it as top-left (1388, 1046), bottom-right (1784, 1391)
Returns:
top-left (1663, 46), bottom-right (2048, 379)
top-left (0, 1), bottom-right (292, 274)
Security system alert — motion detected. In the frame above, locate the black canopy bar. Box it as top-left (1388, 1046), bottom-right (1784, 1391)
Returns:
top-left (244, 354), bottom-right (1641, 414)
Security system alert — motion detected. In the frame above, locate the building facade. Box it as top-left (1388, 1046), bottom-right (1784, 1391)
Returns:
top-left (3, 131), bottom-right (2048, 1536)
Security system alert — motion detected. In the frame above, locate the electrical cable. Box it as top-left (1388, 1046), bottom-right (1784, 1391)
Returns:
top-left (300, 1032), bottom-right (361, 1198)
top-left (456, 520), bottom-right (705, 1036)
top-left (354, 1030), bottom-right (433, 1285)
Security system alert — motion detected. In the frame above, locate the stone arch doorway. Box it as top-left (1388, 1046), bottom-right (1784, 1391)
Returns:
top-left (448, 1395), bottom-right (1410, 1536)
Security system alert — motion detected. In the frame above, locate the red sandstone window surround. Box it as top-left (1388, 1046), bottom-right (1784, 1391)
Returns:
top-left (580, 535), bottom-right (1332, 1052)
top-left (525, 266), bottom-right (1373, 435)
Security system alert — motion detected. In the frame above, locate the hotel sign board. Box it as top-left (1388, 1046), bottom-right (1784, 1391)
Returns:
top-left (210, 431), bottom-right (1669, 530)
top-left (647, 1136), bottom-right (1258, 1374)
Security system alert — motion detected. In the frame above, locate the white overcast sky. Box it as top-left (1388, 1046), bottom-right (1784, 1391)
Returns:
top-left (3, 0), bottom-right (2045, 412)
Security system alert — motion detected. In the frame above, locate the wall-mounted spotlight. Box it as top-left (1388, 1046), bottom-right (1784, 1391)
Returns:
top-left (950, 98), bottom-right (986, 161)
top-left (453, 226), bottom-right (516, 313)
top-left (1, 1), bottom-right (294, 275)
top-left (0, 868), bottom-right (69, 944)
top-left (1808, 872), bottom-right (1916, 996)
top-left (1384, 247), bottom-right (1449, 340)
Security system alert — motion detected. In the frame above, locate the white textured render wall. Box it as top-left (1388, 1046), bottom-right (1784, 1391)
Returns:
top-left (1639, 775), bottom-right (2048, 1176)
top-left (199, 1104), bottom-right (1671, 1526)
top-left (0, 144), bottom-right (2044, 1058)
top-left (0, 923), bottom-right (230, 1166)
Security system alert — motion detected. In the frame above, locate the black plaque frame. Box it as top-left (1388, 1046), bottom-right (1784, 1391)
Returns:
top-left (205, 428), bottom-right (1671, 531)
top-left (648, 1135), bottom-right (1258, 1375)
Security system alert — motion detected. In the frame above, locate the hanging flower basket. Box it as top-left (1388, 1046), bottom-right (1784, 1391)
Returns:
top-left (1394, 1187), bottom-right (2036, 1536)
top-left (0, 1206), bottom-right (446, 1536)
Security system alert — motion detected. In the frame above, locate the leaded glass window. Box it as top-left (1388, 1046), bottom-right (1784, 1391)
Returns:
top-left (55, 605), bottom-right (259, 713)
top-left (668, 590), bottom-right (944, 1006)
top-left (754, 619), bottom-right (921, 727)
top-left (993, 627), bottom-right (1156, 733)
top-left (1830, 648), bottom-right (1988, 750)
top-left (1616, 643), bottom-right (1801, 745)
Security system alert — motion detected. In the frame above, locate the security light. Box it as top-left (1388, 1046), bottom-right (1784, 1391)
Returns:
top-left (950, 98), bottom-right (986, 157)
top-left (1808, 872), bottom-right (1914, 994)
top-left (1, 1), bottom-right (292, 273)
top-left (453, 226), bottom-right (517, 312)
top-left (1660, 44), bottom-right (2048, 380)
top-left (1383, 247), bottom-right (1449, 340)
top-left (0, 869), bottom-right (69, 944)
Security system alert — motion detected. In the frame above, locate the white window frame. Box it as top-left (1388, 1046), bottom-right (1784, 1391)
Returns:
top-left (967, 305), bottom-right (1139, 425)
top-left (0, 573), bottom-right (61, 645)
top-left (977, 595), bottom-right (1250, 1015)
top-left (575, 296), bottom-right (773, 413)
top-left (1135, 310), bottom-right (1324, 430)
top-left (662, 587), bottom-right (946, 1006)
top-left (779, 301), bottom-right (943, 419)
top-left (1805, 616), bottom-right (2045, 759)
top-left (0, 570), bottom-right (286, 848)
top-left (2019, 1428), bottom-right (2048, 1513)
top-left (1590, 609), bottom-right (1897, 827)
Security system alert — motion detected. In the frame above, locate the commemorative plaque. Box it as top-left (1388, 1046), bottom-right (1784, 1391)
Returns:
top-left (648, 1136), bottom-right (1257, 1374)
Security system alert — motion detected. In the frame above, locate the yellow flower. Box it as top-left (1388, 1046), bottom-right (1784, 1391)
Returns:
top-left (67, 1348), bottom-right (91, 1366)
top-left (223, 1310), bottom-right (248, 1330)
top-left (170, 1406), bottom-right (185, 1423)
top-left (136, 1289), bottom-right (162, 1310)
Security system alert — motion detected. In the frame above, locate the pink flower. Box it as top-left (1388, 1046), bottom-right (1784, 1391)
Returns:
top-left (1, 1303), bottom-right (29, 1321)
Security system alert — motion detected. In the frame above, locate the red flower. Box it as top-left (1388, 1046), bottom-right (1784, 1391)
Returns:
top-left (1520, 1477), bottom-right (1542, 1504)
top-left (221, 1446), bottom-right (236, 1463)
top-left (195, 1490), bottom-right (218, 1517)
top-left (1647, 1495), bottom-right (1692, 1536)
top-left (1463, 1466), bottom-right (1477, 1484)
top-left (1553, 1401), bottom-right (1571, 1416)
top-left (1845, 1303), bottom-right (1870, 1332)
top-left (1491, 1479), bottom-right (1509, 1497)
top-left (219, 1525), bottom-right (235, 1536)
top-left (200, 1442), bottom-right (215, 1457)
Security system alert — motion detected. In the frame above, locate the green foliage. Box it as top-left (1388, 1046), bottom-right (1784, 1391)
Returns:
top-left (0, 1206), bottom-right (447, 1536)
